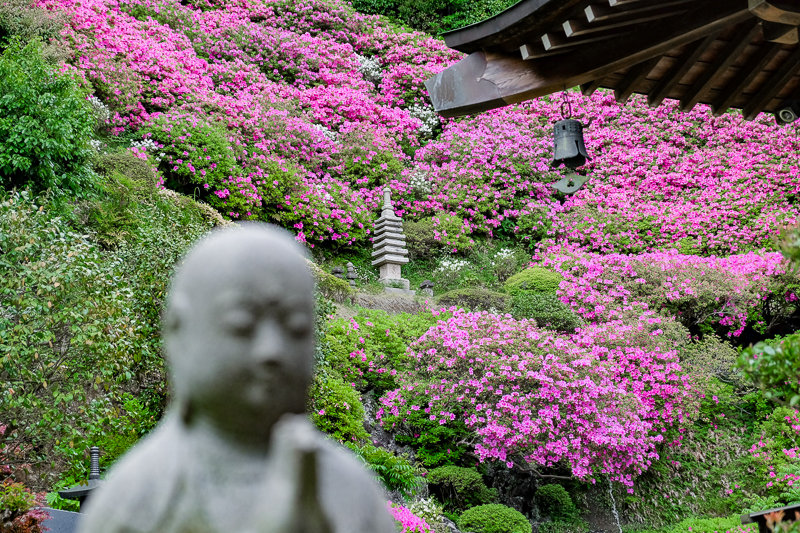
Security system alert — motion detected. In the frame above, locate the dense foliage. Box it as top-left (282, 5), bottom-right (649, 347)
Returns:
top-left (1, 0), bottom-right (800, 530)
top-left (0, 38), bottom-right (95, 193)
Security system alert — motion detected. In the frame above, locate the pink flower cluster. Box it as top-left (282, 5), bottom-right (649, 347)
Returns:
top-left (540, 245), bottom-right (792, 336)
top-left (378, 309), bottom-right (695, 488)
top-left (387, 502), bottom-right (434, 533)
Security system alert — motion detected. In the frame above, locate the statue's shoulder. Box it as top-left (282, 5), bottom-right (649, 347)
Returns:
top-left (78, 415), bottom-right (185, 533)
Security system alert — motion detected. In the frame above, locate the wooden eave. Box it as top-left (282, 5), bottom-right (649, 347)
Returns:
top-left (425, 0), bottom-right (800, 119)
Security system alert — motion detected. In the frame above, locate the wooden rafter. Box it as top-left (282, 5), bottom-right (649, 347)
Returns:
top-left (427, 0), bottom-right (751, 117)
top-left (711, 40), bottom-right (783, 115)
top-left (680, 20), bottom-right (762, 111)
top-left (584, 0), bottom-right (692, 25)
top-left (581, 79), bottom-right (604, 96)
top-left (615, 56), bottom-right (661, 104)
top-left (743, 45), bottom-right (800, 119)
top-left (648, 34), bottom-right (719, 107)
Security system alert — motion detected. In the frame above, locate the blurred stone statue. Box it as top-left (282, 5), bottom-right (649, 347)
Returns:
top-left (79, 224), bottom-right (397, 533)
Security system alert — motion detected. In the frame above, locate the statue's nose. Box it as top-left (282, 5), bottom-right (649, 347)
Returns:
top-left (252, 319), bottom-right (285, 364)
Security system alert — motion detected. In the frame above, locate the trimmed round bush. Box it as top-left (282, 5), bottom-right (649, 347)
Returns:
top-left (93, 150), bottom-right (157, 185)
top-left (427, 466), bottom-right (496, 512)
top-left (405, 218), bottom-right (439, 261)
top-left (437, 288), bottom-right (508, 312)
top-left (457, 504), bottom-right (532, 533)
top-left (535, 484), bottom-right (578, 521)
top-left (504, 267), bottom-right (563, 293)
top-left (506, 292), bottom-right (582, 332)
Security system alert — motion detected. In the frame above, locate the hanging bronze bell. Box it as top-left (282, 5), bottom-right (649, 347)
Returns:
top-left (551, 119), bottom-right (589, 169)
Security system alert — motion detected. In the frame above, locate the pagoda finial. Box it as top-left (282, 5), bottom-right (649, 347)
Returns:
top-left (381, 187), bottom-right (394, 217)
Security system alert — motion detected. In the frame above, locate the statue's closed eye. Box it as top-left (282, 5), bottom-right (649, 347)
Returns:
top-left (284, 311), bottom-right (311, 337)
top-left (222, 310), bottom-right (256, 336)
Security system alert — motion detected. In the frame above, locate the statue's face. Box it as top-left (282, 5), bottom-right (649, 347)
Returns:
top-left (165, 227), bottom-right (315, 440)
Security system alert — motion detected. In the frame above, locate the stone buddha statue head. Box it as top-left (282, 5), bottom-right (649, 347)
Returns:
top-left (163, 223), bottom-right (315, 446)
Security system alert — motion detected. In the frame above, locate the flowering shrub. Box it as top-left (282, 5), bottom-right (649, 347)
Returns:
top-left (748, 407), bottom-right (800, 499)
top-left (324, 308), bottom-right (445, 394)
top-left (388, 502), bottom-right (434, 533)
top-left (0, 480), bottom-right (48, 533)
top-left (379, 309), bottom-right (695, 487)
top-left (542, 246), bottom-right (795, 337)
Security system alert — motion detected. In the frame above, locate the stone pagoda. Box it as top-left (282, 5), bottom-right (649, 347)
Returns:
top-left (371, 187), bottom-right (411, 292)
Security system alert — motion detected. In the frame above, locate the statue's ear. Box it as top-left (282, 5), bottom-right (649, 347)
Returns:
top-left (164, 294), bottom-right (189, 333)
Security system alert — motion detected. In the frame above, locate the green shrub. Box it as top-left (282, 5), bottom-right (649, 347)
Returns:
top-left (437, 288), bottom-right (508, 313)
top-left (308, 373), bottom-right (369, 443)
top-left (432, 212), bottom-right (474, 254)
top-left (1, 184), bottom-right (212, 487)
top-left (92, 150), bottom-right (157, 185)
top-left (504, 267), bottom-right (564, 293)
top-left (738, 333), bottom-right (800, 407)
top-left (311, 264), bottom-right (354, 304)
top-left (324, 308), bottom-right (441, 393)
top-left (664, 515), bottom-right (758, 533)
top-left (0, 37), bottom-right (97, 194)
top-left (457, 504), bottom-right (532, 533)
top-left (535, 484), bottom-right (578, 522)
top-left (427, 466), bottom-right (497, 512)
top-left (506, 292), bottom-right (582, 332)
top-left (74, 173), bottom-right (152, 248)
top-left (346, 442), bottom-right (424, 498)
top-left (0, 0), bottom-right (64, 51)
top-left (405, 218), bottom-right (440, 261)
top-left (0, 191), bottom-right (145, 468)
top-left (391, 389), bottom-right (472, 468)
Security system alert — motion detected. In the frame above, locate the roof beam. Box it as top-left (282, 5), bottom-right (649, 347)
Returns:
top-left (443, 0), bottom-right (588, 54)
top-left (749, 0), bottom-right (800, 25)
top-left (761, 20), bottom-right (799, 43)
top-left (615, 56), bottom-right (661, 104)
top-left (541, 30), bottom-right (619, 52)
top-left (585, 0), bottom-right (692, 24)
top-left (647, 34), bottom-right (719, 107)
top-left (581, 79), bottom-right (604, 96)
top-left (426, 0), bottom-right (751, 117)
top-left (712, 41), bottom-right (782, 115)
top-left (680, 20), bottom-right (761, 111)
top-left (743, 46), bottom-right (800, 119)
top-left (563, 12), bottom-right (674, 37)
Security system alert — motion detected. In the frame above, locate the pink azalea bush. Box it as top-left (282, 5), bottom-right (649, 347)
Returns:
top-left (540, 245), bottom-right (797, 337)
top-left (378, 309), bottom-right (697, 488)
top-left (387, 502), bottom-right (434, 533)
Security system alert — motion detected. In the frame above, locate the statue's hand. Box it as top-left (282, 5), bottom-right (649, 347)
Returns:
top-left (248, 415), bottom-right (334, 533)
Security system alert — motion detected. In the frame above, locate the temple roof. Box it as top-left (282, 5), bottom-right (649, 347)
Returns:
top-left (425, 0), bottom-right (800, 121)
